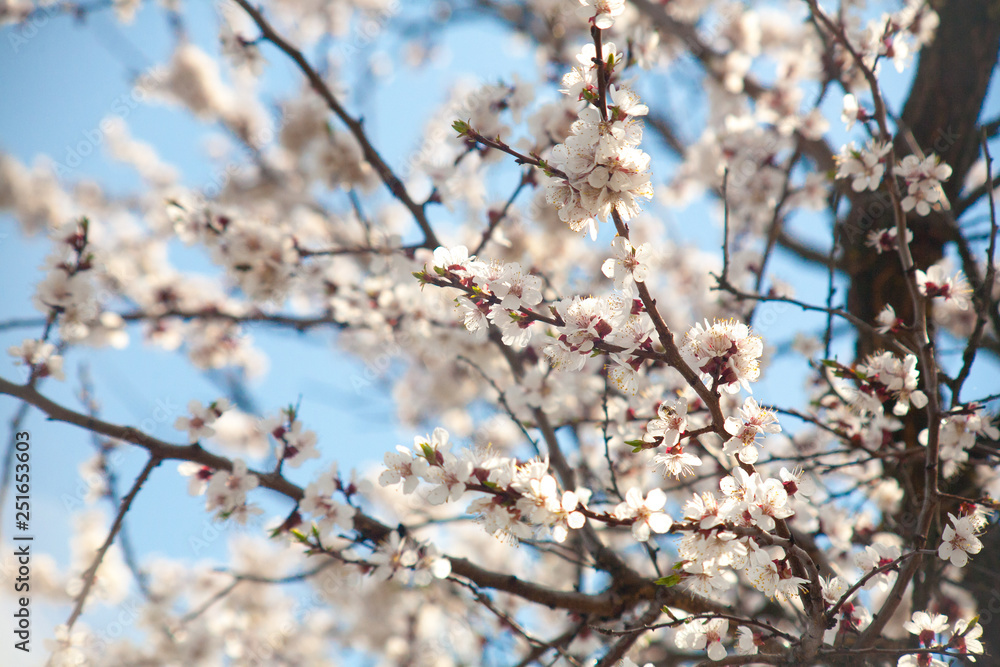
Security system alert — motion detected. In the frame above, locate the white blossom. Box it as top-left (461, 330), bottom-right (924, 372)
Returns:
top-left (675, 617), bottom-right (729, 661)
top-left (613, 487), bottom-right (673, 542)
top-left (937, 513), bottom-right (983, 567)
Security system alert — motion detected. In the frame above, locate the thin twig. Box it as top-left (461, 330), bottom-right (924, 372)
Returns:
top-left (456, 355), bottom-right (541, 456)
top-left (232, 0), bottom-right (440, 248)
top-left (951, 131), bottom-right (998, 404)
top-left (65, 456), bottom-right (160, 631)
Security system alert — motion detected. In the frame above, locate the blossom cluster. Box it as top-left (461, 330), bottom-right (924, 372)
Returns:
top-left (644, 397), bottom-right (704, 478)
top-left (723, 396), bottom-right (781, 464)
top-left (835, 139), bottom-right (892, 192)
top-left (32, 219), bottom-right (111, 344)
top-left (367, 530), bottom-right (452, 587)
top-left (919, 404), bottom-right (999, 479)
top-left (300, 463), bottom-right (358, 536)
top-left (830, 1), bottom-right (939, 80)
top-left (8, 338), bottom-right (65, 381)
top-left (188, 458), bottom-right (262, 523)
top-left (675, 467), bottom-right (809, 601)
top-left (545, 42), bottom-right (653, 237)
top-left (168, 202), bottom-right (298, 302)
top-left (897, 153), bottom-right (952, 215)
top-left (173, 398), bottom-right (231, 444)
top-left (681, 318), bottom-right (763, 394)
top-left (834, 139), bottom-right (952, 218)
top-left (425, 245), bottom-right (543, 347)
top-left (900, 611), bottom-right (983, 666)
top-left (545, 293), bottom-right (653, 384)
top-left (380, 428), bottom-right (592, 543)
top-left (840, 351), bottom-right (928, 417)
top-left (820, 574), bottom-right (874, 642)
top-left (425, 244), bottom-right (660, 393)
top-left (263, 407), bottom-right (321, 468)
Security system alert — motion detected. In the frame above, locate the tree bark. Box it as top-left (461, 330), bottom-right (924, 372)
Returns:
top-left (841, 0), bottom-right (1000, 647)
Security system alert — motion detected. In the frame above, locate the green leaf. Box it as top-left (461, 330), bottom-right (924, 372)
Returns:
top-left (655, 574), bottom-right (682, 587)
top-left (452, 119), bottom-right (470, 135)
top-left (625, 439), bottom-right (646, 453)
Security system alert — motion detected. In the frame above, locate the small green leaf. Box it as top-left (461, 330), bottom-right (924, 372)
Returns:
top-left (655, 574), bottom-right (682, 587)
top-left (452, 119), bottom-right (470, 135)
top-left (625, 439), bottom-right (646, 453)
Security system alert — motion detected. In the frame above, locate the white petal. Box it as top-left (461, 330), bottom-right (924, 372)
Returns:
top-left (647, 512), bottom-right (673, 534)
top-left (707, 640), bottom-right (727, 661)
top-left (644, 488), bottom-right (667, 511)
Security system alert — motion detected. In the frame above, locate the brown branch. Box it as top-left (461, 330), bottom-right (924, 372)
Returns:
top-left (460, 127), bottom-right (568, 180)
top-left (0, 375), bottom-right (727, 620)
top-left (473, 168), bottom-right (532, 255)
top-left (65, 455), bottom-right (160, 631)
top-left (804, 0), bottom-right (944, 649)
top-left (232, 0), bottom-right (440, 248)
top-left (452, 578), bottom-right (585, 667)
top-left (594, 594), bottom-right (664, 666)
top-left (952, 132), bottom-right (999, 404)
